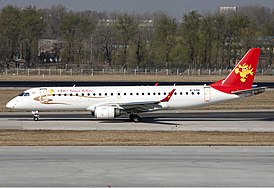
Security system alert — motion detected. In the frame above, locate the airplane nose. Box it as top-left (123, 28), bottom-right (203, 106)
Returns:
top-left (6, 100), bottom-right (15, 109)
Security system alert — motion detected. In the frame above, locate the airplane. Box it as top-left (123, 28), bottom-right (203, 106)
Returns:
top-left (6, 48), bottom-right (265, 122)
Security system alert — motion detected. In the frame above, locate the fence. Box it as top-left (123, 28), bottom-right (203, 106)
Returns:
top-left (1, 68), bottom-right (274, 76)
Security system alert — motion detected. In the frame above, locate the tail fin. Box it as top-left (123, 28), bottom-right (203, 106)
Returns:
top-left (210, 48), bottom-right (260, 94)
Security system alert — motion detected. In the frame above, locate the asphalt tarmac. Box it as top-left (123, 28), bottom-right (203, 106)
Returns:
top-left (0, 146), bottom-right (273, 187)
top-left (0, 110), bottom-right (274, 131)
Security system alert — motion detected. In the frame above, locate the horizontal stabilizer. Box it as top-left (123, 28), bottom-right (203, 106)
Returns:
top-left (231, 87), bottom-right (266, 97)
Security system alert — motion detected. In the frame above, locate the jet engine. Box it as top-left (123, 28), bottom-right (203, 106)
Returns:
top-left (94, 106), bottom-right (124, 119)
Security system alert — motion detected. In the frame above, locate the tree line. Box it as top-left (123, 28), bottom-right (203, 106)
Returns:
top-left (0, 4), bottom-right (274, 70)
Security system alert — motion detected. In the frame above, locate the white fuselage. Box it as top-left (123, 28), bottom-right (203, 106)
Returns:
top-left (6, 85), bottom-right (239, 111)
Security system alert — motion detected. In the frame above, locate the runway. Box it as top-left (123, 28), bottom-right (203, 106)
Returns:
top-left (0, 146), bottom-right (273, 187)
top-left (0, 110), bottom-right (274, 131)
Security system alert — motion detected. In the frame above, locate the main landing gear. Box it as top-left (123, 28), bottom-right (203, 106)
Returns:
top-left (129, 114), bottom-right (141, 123)
top-left (32, 111), bottom-right (39, 121)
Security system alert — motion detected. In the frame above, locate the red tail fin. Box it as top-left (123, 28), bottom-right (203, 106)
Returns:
top-left (210, 48), bottom-right (260, 93)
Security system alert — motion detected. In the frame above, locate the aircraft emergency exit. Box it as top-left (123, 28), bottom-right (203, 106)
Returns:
top-left (6, 48), bottom-right (265, 122)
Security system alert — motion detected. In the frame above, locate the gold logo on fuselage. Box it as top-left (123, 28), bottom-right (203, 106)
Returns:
top-left (235, 63), bottom-right (253, 82)
top-left (49, 89), bottom-right (54, 95)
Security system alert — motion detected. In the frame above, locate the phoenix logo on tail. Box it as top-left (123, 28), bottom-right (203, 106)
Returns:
top-left (235, 63), bottom-right (254, 82)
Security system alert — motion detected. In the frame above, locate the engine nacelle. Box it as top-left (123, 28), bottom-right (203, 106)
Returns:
top-left (94, 106), bottom-right (123, 119)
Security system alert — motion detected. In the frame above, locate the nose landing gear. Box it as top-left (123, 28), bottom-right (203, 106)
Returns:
top-left (32, 111), bottom-right (40, 121)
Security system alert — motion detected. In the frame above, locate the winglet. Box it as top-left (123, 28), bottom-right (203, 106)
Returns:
top-left (160, 89), bottom-right (176, 102)
top-left (154, 83), bottom-right (159, 86)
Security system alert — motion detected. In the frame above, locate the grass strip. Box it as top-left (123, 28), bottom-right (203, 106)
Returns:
top-left (1, 130), bottom-right (274, 146)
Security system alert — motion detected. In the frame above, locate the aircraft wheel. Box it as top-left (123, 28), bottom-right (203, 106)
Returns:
top-left (130, 114), bottom-right (141, 123)
top-left (32, 111), bottom-right (39, 121)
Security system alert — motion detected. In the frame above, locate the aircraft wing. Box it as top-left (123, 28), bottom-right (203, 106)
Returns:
top-left (231, 87), bottom-right (266, 97)
top-left (118, 101), bottom-right (163, 112)
top-left (109, 89), bottom-right (176, 113)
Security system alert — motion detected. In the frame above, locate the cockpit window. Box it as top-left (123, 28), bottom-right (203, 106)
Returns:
top-left (18, 92), bottom-right (30, 97)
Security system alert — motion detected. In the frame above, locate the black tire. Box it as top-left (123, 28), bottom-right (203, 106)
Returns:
top-left (132, 115), bottom-right (141, 123)
top-left (129, 114), bottom-right (141, 122)
top-left (33, 116), bottom-right (39, 121)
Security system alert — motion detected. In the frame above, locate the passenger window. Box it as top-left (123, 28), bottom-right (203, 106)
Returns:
top-left (111, 93), bottom-right (113, 96)
top-left (124, 93), bottom-right (126, 96)
top-left (53, 94), bottom-right (55, 96)
top-left (76, 93), bottom-right (78, 96)
top-left (64, 94), bottom-right (67, 96)
top-left (186, 92), bottom-right (188, 95)
top-left (148, 93), bottom-right (150, 95)
top-left (130, 93), bottom-right (133, 95)
top-left (153, 92), bottom-right (156, 95)
top-left (82, 93), bottom-right (84, 96)
top-left (87, 93), bottom-right (90, 96)
top-left (105, 93), bottom-right (107, 96)
top-left (99, 93), bottom-right (102, 96)
top-left (142, 93), bottom-right (144, 95)
top-left (174, 92), bottom-right (177, 95)
top-left (191, 92), bottom-right (194, 95)
top-left (164, 92), bottom-right (166, 95)
top-left (180, 92), bottom-right (183, 95)
top-left (93, 93), bottom-right (96, 96)
top-left (70, 93), bottom-right (73, 96)
top-left (197, 92), bottom-right (200, 95)
top-left (136, 93), bottom-right (139, 95)
top-left (158, 92), bottom-right (161, 95)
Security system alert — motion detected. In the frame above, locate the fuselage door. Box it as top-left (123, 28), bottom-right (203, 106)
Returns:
top-left (204, 86), bottom-right (211, 102)
top-left (39, 88), bottom-right (48, 103)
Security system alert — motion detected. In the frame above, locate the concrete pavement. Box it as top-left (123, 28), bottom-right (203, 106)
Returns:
top-left (0, 146), bottom-right (273, 187)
